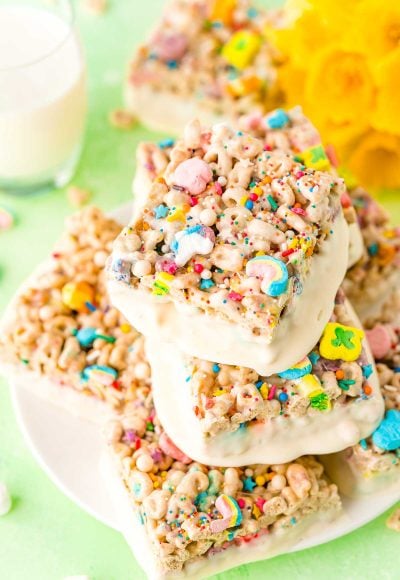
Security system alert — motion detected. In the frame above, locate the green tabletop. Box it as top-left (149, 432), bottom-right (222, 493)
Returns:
top-left (0, 1), bottom-right (398, 579)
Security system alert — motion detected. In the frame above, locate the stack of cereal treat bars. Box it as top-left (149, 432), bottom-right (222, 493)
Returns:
top-left (0, 0), bottom-right (399, 577)
top-left (104, 113), bottom-right (392, 576)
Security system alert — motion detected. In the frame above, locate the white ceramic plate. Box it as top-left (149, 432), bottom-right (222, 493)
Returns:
top-left (8, 203), bottom-right (400, 554)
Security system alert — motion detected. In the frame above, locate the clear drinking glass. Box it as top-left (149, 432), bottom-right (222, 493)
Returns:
top-left (0, 0), bottom-right (87, 194)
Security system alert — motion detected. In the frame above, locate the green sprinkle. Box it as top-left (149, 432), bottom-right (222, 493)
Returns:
top-left (267, 195), bottom-right (278, 211)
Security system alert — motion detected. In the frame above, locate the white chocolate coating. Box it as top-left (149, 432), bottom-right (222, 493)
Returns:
top-left (145, 305), bottom-right (384, 467)
top-left (101, 451), bottom-right (342, 580)
top-left (109, 212), bottom-right (349, 376)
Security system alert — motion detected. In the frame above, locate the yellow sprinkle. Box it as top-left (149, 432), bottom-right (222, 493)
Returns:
top-left (252, 505), bottom-right (262, 519)
top-left (166, 204), bottom-right (189, 222)
top-left (120, 323), bottom-right (131, 333)
top-left (227, 75), bottom-right (262, 97)
top-left (209, 0), bottom-right (236, 25)
top-left (260, 383), bottom-right (269, 399)
top-left (255, 251), bottom-right (266, 257)
top-left (240, 195), bottom-right (248, 206)
top-left (384, 229), bottom-right (396, 239)
top-left (252, 185), bottom-right (263, 196)
top-left (213, 388), bottom-right (227, 397)
top-left (160, 471), bottom-right (168, 479)
top-left (222, 31), bottom-right (261, 70)
top-left (255, 475), bottom-right (266, 486)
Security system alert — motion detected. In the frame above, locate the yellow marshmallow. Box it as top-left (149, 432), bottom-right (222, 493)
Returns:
top-left (222, 31), bottom-right (261, 70)
top-left (319, 322), bottom-right (364, 362)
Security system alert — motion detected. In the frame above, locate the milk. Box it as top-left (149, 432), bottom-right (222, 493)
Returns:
top-left (0, 4), bottom-right (86, 188)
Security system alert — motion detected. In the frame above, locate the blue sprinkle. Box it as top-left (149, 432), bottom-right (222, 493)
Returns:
top-left (393, 367), bottom-right (400, 373)
top-left (247, 7), bottom-right (258, 18)
top-left (154, 204), bottom-right (169, 219)
top-left (200, 278), bottom-right (215, 290)
top-left (185, 376), bottom-right (191, 382)
top-left (194, 491), bottom-right (208, 510)
top-left (245, 199), bottom-right (254, 210)
top-left (368, 242), bottom-right (379, 256)
top-left (85, 301), bottom-right (97, 312)
top-left (362, 364), bottom-right (373, 379)
top-left (75, 327), bottom-right (97, 347)
top-left (278, 392), bottom-right (289, 403)
top-left (255, 380), bottom-right (263, 389)
top-left (158, 138), bottom-right (174, 149)
top-left (167, 60), bottom-right (178, 69)
top-left (359, 439), bottom-right (368, 450)
top-left (290, 517), bottom-right (297, 525)
top-left (239, 423), bottom-right (247, 430)
top-left (212, 363), bottom-right (220, 373)
top-left (243, 477), bottom-right (256, 492)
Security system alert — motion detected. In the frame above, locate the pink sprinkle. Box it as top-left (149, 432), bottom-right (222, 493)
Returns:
top-left (189, 196), bottom-right (198, 207)
top-left (340, 192), bottom-right (352, 209)
top-left (194, 263), bottom-right (204, 274)
top-left (325, 143), bottom-right (339, 167)
top-left (255, 497), bottom-right (266, 510)
top-left (295, 171), bottom-right (305, 179)
top-left (292, 207), bottom-right (306, 216)
top-left (268, 385), bottom-right (277, 400)
top-left (228, 291), bottom-right (243, 302)
top-left (161, 259), bottom-right (178, 275)
top-left (249, 193), bottom-right (258, 202)
top-left (215, 181), bottom-right (223, 195)
top-left (263, 144), bottom-right (272, 151)
top-left (237, 498), bottom-right (246, 509)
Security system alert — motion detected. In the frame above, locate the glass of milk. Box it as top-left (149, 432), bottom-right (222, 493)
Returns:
top-left (0, 0), bottom-right (87, 193)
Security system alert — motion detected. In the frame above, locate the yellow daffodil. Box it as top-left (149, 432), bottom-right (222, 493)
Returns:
top-left (372, 48), bottom-right (400, 136)
top-left (349, 131), bottom-right (400, 189)
top-left (352, 0), bottom-right (400, 61)
top-left (305, 48), bottom-right (375, 126)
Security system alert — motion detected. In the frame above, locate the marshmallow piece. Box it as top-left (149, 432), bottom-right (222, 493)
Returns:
top-left (173, 158), bottom-right (212, 195)
top-left (366, 325), bottom-right (392, 360)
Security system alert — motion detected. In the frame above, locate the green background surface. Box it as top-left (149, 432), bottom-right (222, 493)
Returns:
top-left (0, 1), bottom-right (399, 579)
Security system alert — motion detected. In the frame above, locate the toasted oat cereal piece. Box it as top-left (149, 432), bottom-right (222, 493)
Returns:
top-left (102, 391), bottom-right (342, 579)
top-left (387, 508), bottom-right (400, 532)
top-left (323, 290), bottom-right (400, 496)
top-left (146, 293), bottom-right (383, 466)
top-left (0, 207), bottom-right (150, 423)
top-left (82, 0), bottom-right (107, 16)
top-left (343, 187), bottom-right (400, 323)
top-left (132, 107), bottom-right (363, 266)
top-left (67, 185), bottom-right (91, 208)
top-left (109, 109), bottom-right (136, 130)
top-left (108, 119), bottom-right (349, 375)
top-left (125, 0), bottom-right (283, 134)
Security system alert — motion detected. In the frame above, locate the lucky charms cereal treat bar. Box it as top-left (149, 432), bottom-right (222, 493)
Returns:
top-left (324, 290), bottom-right (400, 496)
top-left (125, 0), bottom-right (282, 133)
top-left (343, 187), bottom-right (400, 323)
top-left (146, 292), bottom-right (383, 466)
top-left (0, 207), bottom-right (151, 423)
top-left (133, 107), bottom-right (363, 266)
top-left (102, 389), bottom-right (342, 579)
top-left (108, 120), bottom-right (349, 375)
